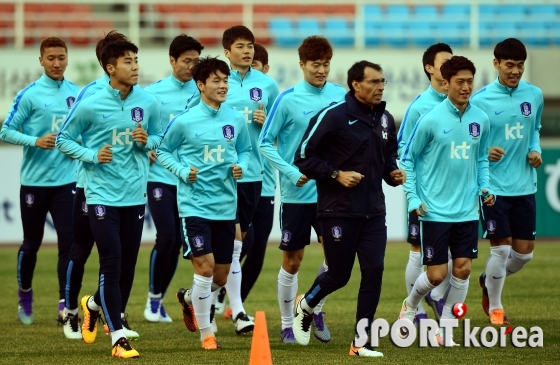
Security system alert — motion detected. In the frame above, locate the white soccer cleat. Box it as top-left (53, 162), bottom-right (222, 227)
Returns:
top-left (214, 287), bottom-right (227, 315)
top-left (143, 295), bottom-right (161, 323)
top-left (233, 312), bottom-right (254, 334)
top-left (292, 294), bottom-right (313, 345)
top-left (349, 342), bottom-right (384, 357)
top-left (398, 298), bottom-right (417, 339)
top-left (62, 311), bottom-right (82, 339)
top-left (159, 302), bottom-right (173, 322)
top-left (122, 315), bottom-right (140, 340)
top-left (435, 331), bottom-right (460, 347)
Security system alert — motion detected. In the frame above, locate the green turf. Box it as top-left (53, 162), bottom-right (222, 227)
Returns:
top-left (0, 242), bottom-right (558, 364)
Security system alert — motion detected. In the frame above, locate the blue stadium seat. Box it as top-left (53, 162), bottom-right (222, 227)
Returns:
top-left (528, 5), bottom-right (559, 21)
top-left (414, 5), bottom-right (439, 21)
top-left (492, 5), bottom-right (527, 22)
top-left (364, 20), bottom-right (381, 46)
top-left (479, 5), bottom-right (496, 21)
top-left (548, 21), bottom-right (560, 45)
top-left (435, 22), bottom-right (469, 48)
top-left (479, 22), bottom-right (493, 48)
top-left (386, 5), bottom-right (410, 21)
top-left (297, 17), bottom-right (320, 38)
top-left (442, 4), bottom-right (470, 17)
top-left (325, 18), bottom-right (354, 47)
top-left (408, 22), bottom-right (436, 48)
top-left (518, 22), bottom-right (550, 47)
top-left (380, 22), bottom-right (408, 48)
top-left (269, 18), bottom-right (299, 47)
top-left (364, 5), bottom-right (382, 21)
top-left (492, 22), bottom-right (518, 42)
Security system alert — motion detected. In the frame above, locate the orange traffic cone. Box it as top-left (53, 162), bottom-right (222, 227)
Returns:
top-left (249, 311), bottom-right (272, 365)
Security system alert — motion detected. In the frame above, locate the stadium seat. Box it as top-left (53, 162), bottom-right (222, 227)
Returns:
top-left (297, 18), bottom-right (320, 38)
top-left (435, 22), bottom-right (469, 48)
top-left (492, 5), bottom-right (527, 22)
top-left (414, 5), bottom-right (439, 21)
top-left (364, 20), bottom-right (381, 47)
top-left (479, 5), bottom-right (496, 22)
top-left (325, 18), bottom-right (354, 47)
top-left (479, 22), bottom-right (493, 48)
top-left (527, 5), bottom-right (559, 21)
top-left (0, 4), bottom-right (14, 45)
top-left (491, 22), bottom-right (518, 43)
top-left (380, 22), bottom-right (407, 48)
top-left (386, 5), bottom-right (410, 21)
top-left (442, 4), bottom-right (470, 17)
top-left (363, 5), bottom-right (382, 21)
top-left (269, 18), bottom-right (299, 48)
top-left (408, 22), bottom-right (436, 48)
top-left (548, 21), bottom-right (560, 45)
top-left (518, 22), bottom-right (550, 47)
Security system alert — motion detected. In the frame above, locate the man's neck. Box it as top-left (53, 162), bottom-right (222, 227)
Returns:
top-left (431, 79), bottom-right (446, 95)
top-left (231, 64), bottom-right (250, 79)
top-left (110, 79), bottom-right (132, 100)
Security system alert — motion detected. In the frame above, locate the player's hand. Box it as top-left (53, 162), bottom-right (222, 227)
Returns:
top-left (231, 164), bottom-right (243, 179)
top-left (148, 150), bottom-right (157, 165)
top-left (414, 202), bottom-right (428, 217)
top-left (97, 144), bottom-right (113, 164)
top-left (132, 123), bottom-right (148, 146)
top-left (482, 189), bottom-right (495, 206)
top-left (528, 151), bottom-right (542, 168)
top-left (35, 132), bottom-right (57, 149)
top-left (296, 174), bottom-right (309, 187)
top-left (253, 104), bottom-right (266, 126)
top-left (390, 169), bottom-right (406, 185)
top-left (489, 146), bottom-right (506, 162)
top-left (336, 171), bottom-right (364, 188)
top-left (189, 166), bottom-right (198, 183)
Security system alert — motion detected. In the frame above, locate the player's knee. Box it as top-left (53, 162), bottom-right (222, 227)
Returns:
top-left (452, 266), bottom-right (471, 280)
top-left (426, 270), bottom-right (446, 286)
top-left (213, 276), bottom-right (227, 287)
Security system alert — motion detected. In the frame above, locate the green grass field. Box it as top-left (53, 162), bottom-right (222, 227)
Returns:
top-left (0, 242), bottom-right (558, 364)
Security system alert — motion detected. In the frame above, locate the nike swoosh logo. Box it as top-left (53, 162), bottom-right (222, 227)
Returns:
top-left (44, 103), bottom-right (54, 107)
top-left (303, 110), bottom-right (314, 115)
top-left (284, 298), bottom-right (294, 303)
top-left (161, 101), bottom-right (173, 105)
top-left (532, 231), bottom-right (536, 235)
top-left (195, 132), bottom-right (207, 138)
top-left (71, 190), bottom-right (76, 194)
top-left (270, 200), bottom-right (275, 204)
top-left (139, 214), bottom-right (145, 219)
top-left (232, 270), bottom-right (241, 274)
top-left (199, 295), bottom-right (211, 300)
top-left (352, 350), bottom-right (360, 356)
top-left (103, 114), bottom-right (114, 119)
top-left (492, 275), bottom-right (504, 279)
top-left (349, 119), bottom-right (358, 125)
top-left (495, 110), bottom-right (505, 115)
top-left (443, 129), bottom-right (453, 134)
top-left (472, 249), bottom-right (478, 253)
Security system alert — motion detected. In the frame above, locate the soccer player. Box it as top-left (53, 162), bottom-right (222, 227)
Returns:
top-left (158, 56), bottom-right (251, 350)
top-left (0, 37), bottom-right (79, 325)
top-left (218, 26), bottom-right (279, 334)
top-left (292, 61), bottom-right (405, 357)
top-left (143, 34), bottom-right (204, 323)
top-left (61, 30), bottom-right (141, 340)
top-left (396, 43), bottom-right (453, 321)
top-left (56, 40), bottom-right (162, 358)
top-left (239, 43), bottom-right (277, 304)
top-left (471, 38), bottom-right (543, 325)
top-left (259, 36), bottom-right (346, 344)
top-left (397, 56), bottom-right (494, 346)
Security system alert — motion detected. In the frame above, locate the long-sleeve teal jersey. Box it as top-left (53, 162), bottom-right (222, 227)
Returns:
top-left (0, 74), bottom-right (80, 186)
top-left (144, 74), bottom-right (199, 186)
top-left (258, 80), bottom-right (346, 203)
top-left (470, 78), bottom-right (543, 196)
top-left (156, 101), bottom-right (252, 219)
top-left (397, 85), bottom-right (447, 159)
top-left (401, 99), bottom-right (492, 222)
top-left (56, 83), bottom-right (163, 206)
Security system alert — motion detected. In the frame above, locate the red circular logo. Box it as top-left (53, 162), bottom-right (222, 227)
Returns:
top-left (452, 302), bottom-right (467, 319)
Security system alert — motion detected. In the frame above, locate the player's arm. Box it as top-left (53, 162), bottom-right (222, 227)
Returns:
top-left (382, 112), bottom-right (403, 186)
top-left (294, 110), bottom-right (337, 181)
top-left (234, 118), bottom-right (252, 176)
top-left (528, 90), bottom-right (543, 168)
top-left (258, 99), bottom-right (303, 185)
top-left (186, 90), bottom-right (201, 109)
top-left (396, 101), bottom-right (421, 159)
top-left (266, 81), bottom-right (280, 115)
top-left (141, 101), bottom-right (163, 151)
top-left (0, 92), bottom-right (42, 147)
top-left (156, 117), bottom-right (191, 183)
top-left (56, 102), bottom-right (99, 163)
top-left (478, 116), bottom-right (494, 204)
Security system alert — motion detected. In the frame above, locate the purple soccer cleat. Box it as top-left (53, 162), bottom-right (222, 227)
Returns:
top-left (425, 291), bottom-right (444, 321)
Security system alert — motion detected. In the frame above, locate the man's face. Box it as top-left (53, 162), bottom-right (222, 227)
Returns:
top-left (443, 69), bottom-right (474, 108)
top-left (225, 39), bottom-right (254, 70)
top-left (300, 59), bottom-right (330, 88)
top-left (352, 67), bottom-right (385, 106)
top-left (109, 50), bottom-right (139, 87)
top-left (171, 50), bottom-right (200, 82)
top-left (428, 51), bottom-right (453, 84)
top-left (39, 47), bottom-right (68, 81)
top-left (251, 59), bottom-right (269, 74)
top-left (198, 70), bottom-right (229, 106)
top-left (494, 58), bottom-right (524, 88)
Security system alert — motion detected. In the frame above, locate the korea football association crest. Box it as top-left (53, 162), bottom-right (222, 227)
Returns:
top-left (331, 226), bottom-right (342, 241)
top-left (131, 107), bottom-right (144, 123)
top-left (409, 224), bottom-right (419, 238)
top-left (487, 220), bottom-right (496, 233)
top-left (25, 194), bottom-right (34, 207)
top-left (520, 102), bottom-right (532, 117)
top-left (192, 235), bottom-right (205, 249)
top-left (469, 122), bottom-right (480, 139)
top-left (222, 125), bottom-right (235, 141)
top-left (81, 202), bottom-right (88, 215)
top-left (281, 230), bottom-right (292, 245)
top-left (95, 205), bottom-right (106, 219)
top-left (153, 188), bottom-right (163, 201)
top-left (66, 96), bottom-right (75, 109)
top-left (425, 246), bottom-right (434, 261)
top-left (381, 114), bottom-right (388, 129)
top-left (249, 87), bottom-right (262, 102)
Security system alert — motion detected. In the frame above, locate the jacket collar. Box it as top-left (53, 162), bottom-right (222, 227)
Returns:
top-left (199, 100), bottom-right (221, 116)
top-left (345, 92), bottom-right (386, 122)
top-left (443, 97), bottom-right (471, 117)
top-left (169, 73), bottom-right (191, 88)
top-left (105, 82), bottom-right (134, 100)
top-left (427, 84), bottom-right (447, 101)
top-left (39, 73), bottom-right (64, 88)
top-left (229, 66), bottom-right (252, 82)
top-left (301, 80), bottom-right (328, 95)
top-left (493, 76), bottom-right (517, 94)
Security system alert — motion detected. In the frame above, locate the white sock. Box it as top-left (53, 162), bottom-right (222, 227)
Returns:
top-left (120, 313), bottom-right (125, 319)
top-left (486, 245), bottom-right (510, 311)
top-left (192, 274), bottom-right (213, 335)
top-left (65, 307), bottom-right (78, 315)
top-left (300, 296), bottom-right (313, 313)
top-left (200, 326), bottom-right (214, 341)
top-left (59, 299), bottom-right (65, 303)
top-left (506, 249), bottom-right (533, 276)
top-left (87, 296), bottom-right (101, 311)
top-left (441, 275), bottom-right (469, 320)
top-left (431, 253), bottom-right (453, 301)
top-left (314, 261), bottom-right (328, 314)
top-left (405, 251), bottom-right (427, 314)
top-left (277, 267), bottom-right (298, 329)
top-left (148, 292), bottom-right (162, 299)
top-left (111, 329), bottom-right (126, 345)
top-left (225, 240), bottom-right (245, 319)
top-left (407, 271), bottom-right (436, 309)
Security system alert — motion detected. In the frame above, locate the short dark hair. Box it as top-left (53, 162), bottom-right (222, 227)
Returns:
top-left (169, 34), bottom-right (204, 60)
top-left (192, 56), bottom-right (230, 85)
top-left (40, 37), bottom-right (67, 56)
top-left (347, 61), bottom-right (383, 94)
top-left (101, 41), bottom-right (139, 76)
top-left (95, 30), bottom-right (128, 62)
top-left (422, 42), bottom-right (453, 81)
top-left (298, 36), bottom-right (333, 63)
top-left (494, 38), bottom-right (527, 62)
top-left (222, 25), bottom-right (255, 50)
top-left (440, 56), bottom-right (476, 82)
top-left (253, 43), bottom-right (269, 66)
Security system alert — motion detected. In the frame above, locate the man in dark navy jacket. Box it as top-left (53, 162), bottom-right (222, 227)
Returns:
top-left (292, 60), bottom-right (406, 357)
